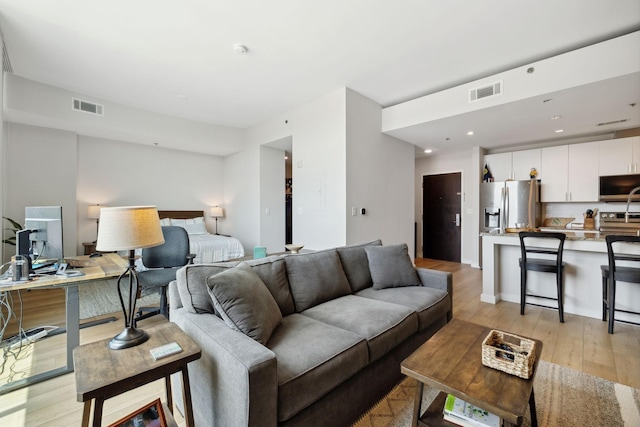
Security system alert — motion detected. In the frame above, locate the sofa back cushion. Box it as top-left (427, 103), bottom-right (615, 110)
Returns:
top-left (336, 239), bottom-right (382, 292)
top-left (206, 263), bottom-right (282, 345)
top-left (365, 243), bottom-right (421, 289)
top-left (245, 255), bottom-right (295, 316)
top-left (176, 262), bottom-right (239, 313)
top-left (285, 249), bottom-right (352, 312)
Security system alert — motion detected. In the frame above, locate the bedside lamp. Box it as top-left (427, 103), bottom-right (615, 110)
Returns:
top-left (96, 206), bottom-right (164, 350)
top-left (88, 204), bottom-right (105, 243)
top-left (210, 206), bottom-right (225, 235)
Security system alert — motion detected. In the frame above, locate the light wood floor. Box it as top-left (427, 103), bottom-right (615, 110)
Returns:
top-left (0, 259), bottom-right (638, 426)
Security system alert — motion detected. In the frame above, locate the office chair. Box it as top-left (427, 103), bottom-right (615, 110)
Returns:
top-left (134, 226), bottom-right (195, 326)
top-left (600, 234), bottom-right (640, 334)
top-left (518, 231), bottom-right (566, 323)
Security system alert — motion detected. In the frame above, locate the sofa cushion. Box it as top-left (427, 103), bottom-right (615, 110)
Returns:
top-left (285, 249), bottom-right (352, 312)
top-left (244, 255), bottom-right (295, 316)
top-left (357, 286), bottom-right (449, 331)
top-left (365, 243), bottom-right (421, 289)
top-left (176, 262), bottom-right (239, 313)
top-left (301, 295), bottom-right (418, 362)
top-left (206, 263), bottom-right (282, 345)
top-left (336, 239), bottom-right (382, 292)
top-left (267, 314), bottom-right (368, 422)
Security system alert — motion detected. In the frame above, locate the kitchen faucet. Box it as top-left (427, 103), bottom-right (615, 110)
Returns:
top-left (624, 185), bottom-right (640, 223)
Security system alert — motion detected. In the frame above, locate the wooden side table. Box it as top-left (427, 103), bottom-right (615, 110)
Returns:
top-left (74, 322), bottom-right (201, 427)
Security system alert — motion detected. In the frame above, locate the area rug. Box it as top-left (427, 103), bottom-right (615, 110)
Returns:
top-left (352, 361), bottom-right (640, 427)
top-left (78, 278), bottom-right (160, 319)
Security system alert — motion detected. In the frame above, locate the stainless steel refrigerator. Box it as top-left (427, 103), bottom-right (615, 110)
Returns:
top-left (481, 180), bottom-right (541, 233)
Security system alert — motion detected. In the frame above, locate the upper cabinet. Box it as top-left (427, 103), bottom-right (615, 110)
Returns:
top-left (598, 136), bottom-right (640, 176)
top-left (484, 149), bottom-right (540, 182)
top-left (541, 142), bottom-right (599, 202)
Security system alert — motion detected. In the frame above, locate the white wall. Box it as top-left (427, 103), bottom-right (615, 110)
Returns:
top-left (3, 123), bottom-right (78, 257)
top-left (346, 89), bottom-right (415, 252)
top-left (3, 123), bottom-right (226, 256)
top-left (234, 88), bottom-right (347, 251)
top-left (259, 145), bottom-right (286, 252)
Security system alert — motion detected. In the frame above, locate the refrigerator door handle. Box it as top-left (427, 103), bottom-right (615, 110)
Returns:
top-left (500, 186), bottom-right (506, 233)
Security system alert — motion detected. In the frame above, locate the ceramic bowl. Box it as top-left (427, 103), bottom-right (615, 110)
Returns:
top-left (285, 244), bottom-right (304, 254)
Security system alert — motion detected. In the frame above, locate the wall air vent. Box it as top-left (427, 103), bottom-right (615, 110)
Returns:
top-left (469, 81), bottom-right (502, 102)
top-left (72, 98), bottom-right (104, 116)
top-left (597, 118), bottom-right (628, 126)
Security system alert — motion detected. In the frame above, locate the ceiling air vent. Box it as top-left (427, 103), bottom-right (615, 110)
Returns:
top-left (72, 98), bottom-right (103, 116)
top-left (469, 81), bottom-right (502, 102)
top-left (597, 118), bottom-right (628, 126)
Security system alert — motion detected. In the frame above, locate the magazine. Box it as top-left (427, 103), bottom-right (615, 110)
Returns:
top-left (443, 394), bottom-right (501, 427)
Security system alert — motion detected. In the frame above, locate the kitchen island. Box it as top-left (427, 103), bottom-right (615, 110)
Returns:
top-left (481, 231), bottom-right (640, 323)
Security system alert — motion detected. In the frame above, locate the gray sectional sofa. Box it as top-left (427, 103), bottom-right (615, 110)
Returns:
top-left (168, 240), bottom-right (452, 427)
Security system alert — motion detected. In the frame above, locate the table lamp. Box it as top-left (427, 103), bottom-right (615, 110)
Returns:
top-left (210, 206), bottom-right (225, 235)
top-left (96, 206), bottom-right (165, 350)
top-left (87, 204), bottom-right (105, 243)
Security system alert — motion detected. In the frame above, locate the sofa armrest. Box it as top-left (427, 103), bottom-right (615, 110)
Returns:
top-left (168, 280), bottom-right (183, 311)
top-left (171, 308), bottom-right (278, 427)
top-left (416, 267), bottom-right (453, 321)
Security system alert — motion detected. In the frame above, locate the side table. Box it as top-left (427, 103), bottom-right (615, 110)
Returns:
top-left (73, 322), bottom-right (201, 427)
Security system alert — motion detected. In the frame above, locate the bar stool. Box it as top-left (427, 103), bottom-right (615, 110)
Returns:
top-left (600, 235), bottom-right (640, 334)
top-left (519, 232), bottom-right (566, 323)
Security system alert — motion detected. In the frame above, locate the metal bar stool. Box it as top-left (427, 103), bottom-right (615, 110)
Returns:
top-left (519, 232), bottom-right (566, 323)
top-left (600, 234), bottom-right (640, 334)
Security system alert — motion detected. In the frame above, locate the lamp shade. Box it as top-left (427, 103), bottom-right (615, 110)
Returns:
top-left (87, 204), bottom-right (103, 219)
top-left (210, 206), bottom-right (225, 218)
top-left (96, 206), bottom-right (165, 252)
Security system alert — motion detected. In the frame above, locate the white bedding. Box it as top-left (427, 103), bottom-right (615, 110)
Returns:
top-left (188, 233), bottom-right (245, 264)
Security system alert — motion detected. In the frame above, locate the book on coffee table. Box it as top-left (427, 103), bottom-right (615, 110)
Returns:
top-left (443, 394), bottom-right (500, 427)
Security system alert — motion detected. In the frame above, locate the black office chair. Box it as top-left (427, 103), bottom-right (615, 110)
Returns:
top-left (135, 226), bottom-right (195, 326)
top-left (519, 232), bottom-right (566, 323)
top-left (600, 235), bottom-right (640, 334)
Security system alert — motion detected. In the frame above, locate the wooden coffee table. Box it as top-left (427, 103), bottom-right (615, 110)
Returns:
top-left (401, 319), bottom-right (542, 427)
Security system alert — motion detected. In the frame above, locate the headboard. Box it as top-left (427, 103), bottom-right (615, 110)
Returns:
top-left (158, 210), bottom-right (204, 220)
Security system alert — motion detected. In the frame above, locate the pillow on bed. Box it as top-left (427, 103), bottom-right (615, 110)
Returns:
top-left (171, 217), bottom-right (208, 235)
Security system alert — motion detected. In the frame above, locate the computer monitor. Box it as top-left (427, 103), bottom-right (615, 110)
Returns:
top-left (24, 206), bottom-right (64, 262)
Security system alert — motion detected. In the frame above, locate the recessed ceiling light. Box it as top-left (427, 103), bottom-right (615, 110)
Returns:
top-left (424, 149), bottom-right (433, 154)
top-left (555, 129), bottom-right (564, 133)
top-left (550, 115), bottom-right (561, 120)
top-left (467, 131), bottom-right (475, 136)
top-left (177, 94), bottom-right (188, 100)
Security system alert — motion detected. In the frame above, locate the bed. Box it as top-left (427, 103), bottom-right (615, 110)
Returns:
top-left (157, 210), bottom-right (245, 263)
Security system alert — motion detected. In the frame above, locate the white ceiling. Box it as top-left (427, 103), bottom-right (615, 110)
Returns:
top-left (1, 0), bottom-right (639, 155)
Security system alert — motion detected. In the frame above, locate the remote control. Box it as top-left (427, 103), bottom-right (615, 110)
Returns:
top-left (150, 341), bottom-right (183, 360)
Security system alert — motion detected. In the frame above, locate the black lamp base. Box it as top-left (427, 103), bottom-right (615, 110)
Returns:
top-left (109, 327), bottom-right (149, 350)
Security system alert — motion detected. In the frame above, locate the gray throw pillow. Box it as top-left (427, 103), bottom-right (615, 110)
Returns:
top-left (337, 239), bottom-right (382, 292)
top-left (206, 262), bottom-right (282, 345)
top-left (285, 249), bottom-right (352, 312)
top-left (365, 244), bottom-right (421, 289)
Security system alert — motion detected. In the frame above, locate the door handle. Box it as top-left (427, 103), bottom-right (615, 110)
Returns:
top-left (454, 213), bottom-right (461, 226)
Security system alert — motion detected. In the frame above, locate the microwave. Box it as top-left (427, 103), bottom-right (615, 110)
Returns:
top-left (599, 174), bottom-right (640, 202)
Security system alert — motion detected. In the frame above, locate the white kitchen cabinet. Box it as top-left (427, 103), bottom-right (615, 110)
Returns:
top-left (483, 152), bottom-right (512, 182)
top-left (484, 149), bottom-right (540, 182)
top-left (541, 142), bottom-right (599, 202)
top-left (598, 136), bottom-right (640, 175)
top-left (512, 149), bottom-right (541, 181)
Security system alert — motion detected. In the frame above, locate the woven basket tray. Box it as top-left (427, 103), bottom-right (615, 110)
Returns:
top-left (481, 330), bottom-right (536, 379)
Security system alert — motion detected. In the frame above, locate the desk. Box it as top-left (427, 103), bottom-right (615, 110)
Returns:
top-left (0, 253), bottom-right (127, 395)
top-left (74, 322), bottom-right (201, 427)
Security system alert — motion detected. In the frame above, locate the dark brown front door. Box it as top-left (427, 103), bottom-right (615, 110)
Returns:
top-left (422, 173), bottom-right (461, 262)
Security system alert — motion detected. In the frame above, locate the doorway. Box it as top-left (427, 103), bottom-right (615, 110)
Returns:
top-left (422, 173), bottom-right (461, 262)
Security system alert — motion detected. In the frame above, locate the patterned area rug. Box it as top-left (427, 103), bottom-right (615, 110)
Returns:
top-left (78, 278), bottom-right (160, 319)
top-left (353, 361), bottom-right (640, 427)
